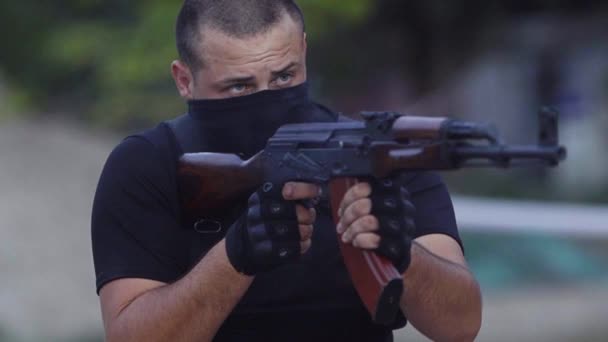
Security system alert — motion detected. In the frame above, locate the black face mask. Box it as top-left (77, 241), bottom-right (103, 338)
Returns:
top-left (187, 82), bottom-right (332, 158)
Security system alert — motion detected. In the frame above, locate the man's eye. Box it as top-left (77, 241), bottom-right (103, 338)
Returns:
top-left (276, 73), bottom-right (293, 85)
top-left (229, 84), bottom-right (248, 94)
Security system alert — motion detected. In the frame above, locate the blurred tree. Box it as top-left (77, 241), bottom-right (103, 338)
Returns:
top-left (0, 1), bottom-right (378, 128)
top-left (0, 0), bottom-right (607, 128)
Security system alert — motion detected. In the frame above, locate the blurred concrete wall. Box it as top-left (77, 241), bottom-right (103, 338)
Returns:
top-left (0, 118), bottom-right (111, 341)
top-left (404, 14), bottom-right (608, 196)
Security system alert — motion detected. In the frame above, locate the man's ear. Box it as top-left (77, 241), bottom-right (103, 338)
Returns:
top-left (171, 60), bottom-right (194, 99)
top-left (301, 32), bottom-right (308, 61)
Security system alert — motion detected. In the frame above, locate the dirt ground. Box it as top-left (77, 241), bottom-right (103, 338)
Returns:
top-left (0, 118), bottom-right (606, 341)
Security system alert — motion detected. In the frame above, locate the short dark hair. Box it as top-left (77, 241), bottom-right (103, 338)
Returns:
top-left (176, 0), bottom-right (305, 70)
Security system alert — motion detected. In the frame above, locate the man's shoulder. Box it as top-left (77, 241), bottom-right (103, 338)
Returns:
top-left (124, 120), bottom-right (177, 157)
top-left (308, 101), bottom-right (340, 122)
top-left (101, 119), bottom-right (181, 184)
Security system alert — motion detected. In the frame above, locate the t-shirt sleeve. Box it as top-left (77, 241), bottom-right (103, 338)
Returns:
top-left (402, 172), bottom-right (463, 252)
top-left (91, 135), bottom-right (188, 293)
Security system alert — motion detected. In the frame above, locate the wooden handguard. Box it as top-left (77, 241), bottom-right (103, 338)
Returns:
top-left (329, 177), bottom-right (403, 325)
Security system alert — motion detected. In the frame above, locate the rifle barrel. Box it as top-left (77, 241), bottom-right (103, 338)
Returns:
top-left (453, 145), bottom-right (567, 166)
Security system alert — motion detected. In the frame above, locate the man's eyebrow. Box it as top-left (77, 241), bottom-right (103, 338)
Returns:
top-left (215, 63), bottom-right (299, 87)
top-left (271, 62), bottom-right (299, 76)
top-left (217, 76), bottom-right (256, 87)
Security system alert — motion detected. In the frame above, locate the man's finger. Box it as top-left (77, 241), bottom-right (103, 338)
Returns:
top-left (351, 233), bottom-right (381, 250)
top-left (338, 182), bottom-right (372, 217)
top-left (296, 205), bottom-right (316, 225)
top-left (300, 239), bottom-right (312, 254)
top-left (339, 198), bottom-right (372, 231)
top-left (299, 224), bottom-right (314, 242)
top-left (341, 215), bottom-right (378, 243)
top-left (283, 182), bottom-right (321, 200)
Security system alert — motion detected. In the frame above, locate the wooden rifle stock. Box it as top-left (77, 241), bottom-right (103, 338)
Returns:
top-left (177, 153), bottom-right (263, 227)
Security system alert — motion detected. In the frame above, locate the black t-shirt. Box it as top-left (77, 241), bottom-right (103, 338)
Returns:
top-left (91, 109), bottom-right (462, 342)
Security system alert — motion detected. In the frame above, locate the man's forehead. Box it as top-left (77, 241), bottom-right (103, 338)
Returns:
top-left (198, 16), bottom-right (304, 66)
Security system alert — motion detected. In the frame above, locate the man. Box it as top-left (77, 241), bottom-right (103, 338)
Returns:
top-left (91, 0), bottom-right (482, 341)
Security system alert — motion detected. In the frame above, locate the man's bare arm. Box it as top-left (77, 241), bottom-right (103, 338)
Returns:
top-left (99, 182), bottom-right (319, 342)
top-left (100, 240), bottom-right (252, 342)
top-left (401, 234), bottom-right (482, 342)
top-left (338, 182), bottom-right (482, 341)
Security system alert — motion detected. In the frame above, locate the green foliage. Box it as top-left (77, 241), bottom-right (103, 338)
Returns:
top-left (0, 1), bottom-right (375, 129)
top-left (300, 0), bottom-right (374, 40)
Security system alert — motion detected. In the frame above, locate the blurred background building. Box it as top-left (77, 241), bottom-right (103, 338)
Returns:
top-left (1, 1), bottom-right (607, 341)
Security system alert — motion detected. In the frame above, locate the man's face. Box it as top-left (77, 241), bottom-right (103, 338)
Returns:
top-left (172, 15), bottom-right (307, 100)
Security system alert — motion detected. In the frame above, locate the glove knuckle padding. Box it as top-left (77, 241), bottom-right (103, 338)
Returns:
top-left (369, 177), bottom-right (416, 272)
top-left (226, 182), bottom-right (302, 275)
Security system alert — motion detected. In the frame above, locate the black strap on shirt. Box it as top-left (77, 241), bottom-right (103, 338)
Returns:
top-left (165, 114), bottom-right (239, 263)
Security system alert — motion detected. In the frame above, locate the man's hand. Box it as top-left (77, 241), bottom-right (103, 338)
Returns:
top-left (336, 178), bottom-right (415, 272)
top-left (98, 182), bottom-right (322, 342)
top-left (225, 181), bottom-right (319, 275)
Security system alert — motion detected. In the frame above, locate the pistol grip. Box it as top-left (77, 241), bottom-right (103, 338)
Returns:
top-left (329, 177), bottom-right (403, 325)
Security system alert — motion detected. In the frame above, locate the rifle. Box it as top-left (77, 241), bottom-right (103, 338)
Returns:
top-left (176, 107), bottom-right (566, 324)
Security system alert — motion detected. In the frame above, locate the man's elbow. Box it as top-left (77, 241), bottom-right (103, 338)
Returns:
top-left (416, 279), bottom-right (483, 342)
top-left (456, 279), bottom-right (483, 341)
top-left (439, 277), bottom-right (483, 342)
top-left (449, 322), bottom-right (481, 342)
top-left (439, 308), bottom-right (482, 342)
top-left (452, 318), bottom-right (482, 342)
